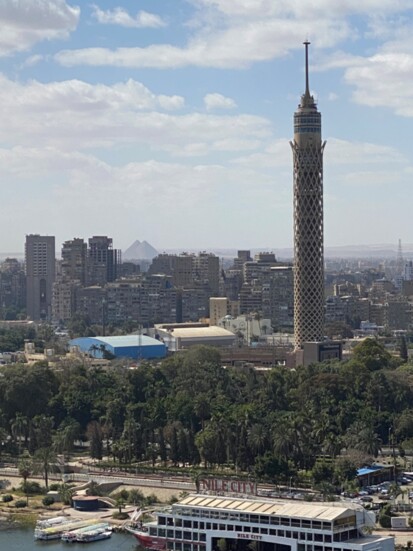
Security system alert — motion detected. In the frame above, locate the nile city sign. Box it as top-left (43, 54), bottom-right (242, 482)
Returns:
top-left (200, 478), bottom-right (257, 495)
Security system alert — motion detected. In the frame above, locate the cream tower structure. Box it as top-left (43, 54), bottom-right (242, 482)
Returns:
top-left (290, 42), bottom-right (326, 349)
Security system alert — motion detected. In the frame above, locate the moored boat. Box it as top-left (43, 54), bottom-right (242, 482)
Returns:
top-left (34, 518), bottom-right (100, 540)
top-left (61, 522), bottom-right (110, 543)
top-left (76, 528), bottom-right (112, 543)
top-left (125, 492), bottom-right (395, 551)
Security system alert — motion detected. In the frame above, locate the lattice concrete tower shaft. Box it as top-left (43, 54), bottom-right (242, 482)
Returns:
top-left (290, 42), bottom-right (326, 349)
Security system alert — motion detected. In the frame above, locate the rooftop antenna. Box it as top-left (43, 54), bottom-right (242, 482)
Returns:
top-left (301, 40), bottom-right (314, 107)
top-left (304, 40), bottom-right (310, 97)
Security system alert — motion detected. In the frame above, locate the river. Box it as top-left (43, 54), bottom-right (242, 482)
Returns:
top-left (0, 526), bottom-right (139, 550)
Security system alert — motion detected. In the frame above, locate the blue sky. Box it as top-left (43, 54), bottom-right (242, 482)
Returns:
top-left (1, 0), bottom-right (413, 254)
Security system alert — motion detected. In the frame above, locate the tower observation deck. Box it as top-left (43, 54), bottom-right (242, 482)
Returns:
top-left (290, 42), bottom-right (326, 349)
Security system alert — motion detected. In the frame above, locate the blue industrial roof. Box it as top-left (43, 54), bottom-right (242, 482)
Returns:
top-left (357, 465), bottom-right (386, 477)
top-left (69, 334), bottom-right (166, 360)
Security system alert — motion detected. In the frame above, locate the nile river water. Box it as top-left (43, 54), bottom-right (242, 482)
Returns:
top-left (0, 527), bottom-right (139, 550)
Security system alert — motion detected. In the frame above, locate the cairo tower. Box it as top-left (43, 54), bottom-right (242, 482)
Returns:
top-left (290, 42), bottom-right (326, 349)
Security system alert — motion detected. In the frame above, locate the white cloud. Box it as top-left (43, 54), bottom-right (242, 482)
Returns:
top-left (55, 17), bottom-right (349, 69)
top-left (91, 5), bottom-right (166, 28)
top-left (52, 0), bottom-right (413, 71)
top-left (191, 0), bottom-right (413, 19)
top-left (331, 51), bottom-right (413, 116)
top-left (204, 93), bottom-right (237, 110)
top-left (0, 74), bottom-right (269, 155)
top-left (0, 145), bottom-right (287, 249)
top-left (0, 0), bottom-right (79, 56)
top-left (326, 138), bottom-right (406, 165)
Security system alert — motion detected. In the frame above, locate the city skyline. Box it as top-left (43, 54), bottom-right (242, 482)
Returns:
top-left (0, 1), bottom-right (413, 251)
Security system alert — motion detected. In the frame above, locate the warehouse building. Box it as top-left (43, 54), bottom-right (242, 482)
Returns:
top-left (69, 335), bottom-right (166, 360)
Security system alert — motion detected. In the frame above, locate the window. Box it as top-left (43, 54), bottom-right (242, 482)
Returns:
top-left (184, 532), bottom-right (192, 540)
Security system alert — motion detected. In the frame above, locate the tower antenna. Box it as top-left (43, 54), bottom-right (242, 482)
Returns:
top-left (304, 40), bottom-right (310, 98)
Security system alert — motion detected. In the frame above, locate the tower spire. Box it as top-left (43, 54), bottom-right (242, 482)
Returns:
top-left (304, 40), bottom-right (310, 98)
top-left (301, 40), bottom-right (314, 108)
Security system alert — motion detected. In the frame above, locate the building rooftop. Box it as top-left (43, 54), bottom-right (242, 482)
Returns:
top-left (162, 326), bottom-right (235, 338)
top-left (178, 495), bottom-right (361, 521)
top-left (71, 335), bottom-right (164, 348)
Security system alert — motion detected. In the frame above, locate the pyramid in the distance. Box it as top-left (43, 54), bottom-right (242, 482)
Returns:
top-left (123, 240), bottom-right (158, 260)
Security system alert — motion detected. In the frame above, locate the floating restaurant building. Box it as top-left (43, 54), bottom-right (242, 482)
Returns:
top-left (127, 494), bottom-right (394, 551)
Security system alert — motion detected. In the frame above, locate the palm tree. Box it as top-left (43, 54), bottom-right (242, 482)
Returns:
top-left (54, 420), bottom-right (81, 464)
top-left (18, 454), bottom-right (33, 504)
top-left (248, 423), bottom-right (268, 456)
top-left (11, 413), bottom-right (28, 455)
top-left (0, 427), bottom-right (8, 460)
top-left (34, 447), bottom-right (57, 489)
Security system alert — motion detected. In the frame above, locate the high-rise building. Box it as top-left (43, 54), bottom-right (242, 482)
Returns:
top-left (87, 236), bottom-right (120, 285)
top-left (61, 238), bottom-right (87, 284)
top-left (290, 42), bottom-right (326, 349)
top-left (25, 234), bottom-right (55, 321)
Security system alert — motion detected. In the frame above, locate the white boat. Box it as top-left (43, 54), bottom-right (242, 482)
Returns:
top-left (77, 528), bottom-right (112, 543)
top-left (61, 522), bottom-right (110, 543)
top-left (34, 518), bottom-right (100, 540)
top-left (36, 516), bottom-right (69, 529)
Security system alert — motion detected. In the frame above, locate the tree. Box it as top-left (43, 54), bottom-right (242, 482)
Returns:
top-left (54, 419), bottom-right (81, 463)
top-left (345, 421), bottom-right (382, 457)
top-left (86, 421), bottom-right (103, 460)
top-left (353, 339), bottom-right (391, 371)
top-left (0, 427), bottom-right (8, 460)
top-left (34, 447), bottom-right (57, 489)
top-left (399, 336), bottom-right (408, 363)
top-left (11, 413), bottom-right (28, 455)
top-left (18, 454), bottom-right (33, 504)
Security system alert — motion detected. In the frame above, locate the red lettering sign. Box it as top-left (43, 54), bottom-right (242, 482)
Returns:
top-left (199, 479), bottom-right (257, 495)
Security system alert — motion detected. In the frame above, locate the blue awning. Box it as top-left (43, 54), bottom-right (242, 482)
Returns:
top-left (357, 466), bottom-right (387, 477)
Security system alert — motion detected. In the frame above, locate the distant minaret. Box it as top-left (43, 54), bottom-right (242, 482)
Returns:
top-left (290, 42), bottom-right (326, 349)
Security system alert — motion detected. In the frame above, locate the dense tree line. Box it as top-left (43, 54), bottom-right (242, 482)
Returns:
top-left (0, 339), bottom-right (412, 486)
